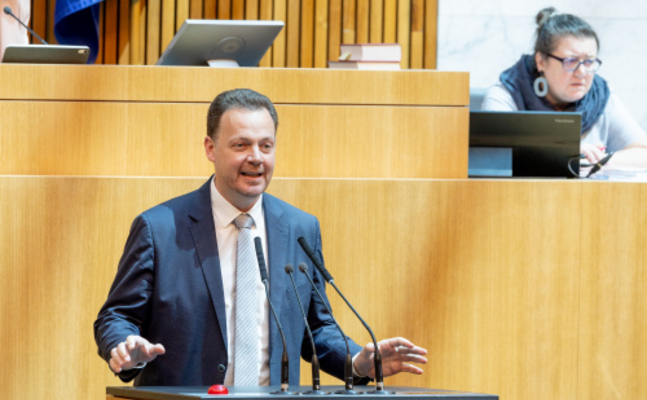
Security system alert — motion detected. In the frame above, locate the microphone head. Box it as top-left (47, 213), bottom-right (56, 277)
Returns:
top-left (298, 262), bottom-right (308, 273)
top-left (284, 264), bottom-right (294, 274)
top-left (4, 6), bottom-right (13, 14)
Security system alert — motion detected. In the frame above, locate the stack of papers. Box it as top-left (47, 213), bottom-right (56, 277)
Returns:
top-left (587, 166), bottom-right (647, 182)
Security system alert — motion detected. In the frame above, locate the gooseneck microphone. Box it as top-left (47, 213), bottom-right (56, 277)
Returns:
top-left (298, 237), bottom-right (391, 394)
top-left (298, 262), bottom-right (359, 395)
top-left (253, 237), bottom-right (292, 394)
top-left (284, 264), bottom-right (328, 395)
top-left (3, 7), bottom-right (48, 45)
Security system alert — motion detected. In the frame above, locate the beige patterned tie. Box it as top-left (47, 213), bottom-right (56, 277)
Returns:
top-left (232, 213), bottom-right (259, 386)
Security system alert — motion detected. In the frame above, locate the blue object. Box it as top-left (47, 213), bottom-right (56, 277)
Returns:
top-left (54, 0), bottom-right (103, 64)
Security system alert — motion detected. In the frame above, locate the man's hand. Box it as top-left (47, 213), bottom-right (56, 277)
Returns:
top-left (353, 337), bottom-right (427, 379)
top-left (109, 335), bottom-right (166, 373)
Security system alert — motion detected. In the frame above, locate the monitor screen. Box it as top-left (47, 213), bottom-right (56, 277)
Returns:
top-left (469, 111), bottom-right (582, 178)
top-left (156, 19), bottom-right (284, 67)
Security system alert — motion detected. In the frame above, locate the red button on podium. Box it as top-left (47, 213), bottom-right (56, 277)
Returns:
top-left (208, 385), bottom-right (229, 395)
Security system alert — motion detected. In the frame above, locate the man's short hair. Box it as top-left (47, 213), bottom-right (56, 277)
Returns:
top-left (207, 88), bottom-right (279, 139)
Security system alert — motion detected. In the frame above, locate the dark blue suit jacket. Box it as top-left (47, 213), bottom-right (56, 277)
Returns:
top-left (94, 178), bottom-right (362, 386)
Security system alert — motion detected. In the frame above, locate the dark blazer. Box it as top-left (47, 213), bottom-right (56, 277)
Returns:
top-left (94, 178), bottom-right (362, 386)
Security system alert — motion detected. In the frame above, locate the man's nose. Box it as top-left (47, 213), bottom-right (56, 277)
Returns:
top-left (247, 146), bottom-right (263, 163)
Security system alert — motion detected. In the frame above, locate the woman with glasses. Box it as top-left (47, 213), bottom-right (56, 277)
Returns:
top-left (482, 7), bottom-right (647, 168)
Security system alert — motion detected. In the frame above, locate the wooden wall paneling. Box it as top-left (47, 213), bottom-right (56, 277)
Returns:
top-left (177, 0), bottom-right (190, 28)
top-left (285, 0), bottom-right (300, 67)
top-left (118, 0), bottom-right (131, 64)
top-left (342, 0), bottom-right (356, 44)
top-left (244, 0), bottom-right (262, 65)
top-left (202, 0), bottom-right (215, 19)
top-left (327, 0), bottom-right (342, 63)
top-left (299, 0), bottom-right (314, 67)
top-left (2, 177), bottom-right (646, 400)
top-left (0, 101), bottom-right (467, 179)
top-left (47, 0), bottom-right (56, 43)
top-left (245, 0), bottom-right (259, 18)
top-left (190, 0), bottom-right (203, 18)
top-left (258, 0), bottom-right (273, 67)
top-left (232, 0), bottom-right (245, 19)
top-left (397, 0), bottom-right (410, 68)
top-left (578, 183), bottom-right (647, 400)
top-left (272, 0), bottom-right (287, 67)
top-left (161, 0), bottom-right (176, 56)
top-left (26, 0), bottom-right (440, 69)
top-left (409, 0), bottom-right (423, 68)
top-left (129, 0), bottom-right (146, 65)
top-left (0, 177), bottom-right (592, 400)
top-left (383, 0), bottom-right (396, 43)
top-left (416, 180), bottom-right (582, 398)
top-left (0, 65), bottom-right (469, 105)
top-left (103, 0), bottom-right (119, 64)
top-left (0, 101), bottom-right (209, 177)
top-left (424, 0), bottom-right (437, 69)
top-left (96, 2), bottom-right (104, 64)
top-left (278, 179), bottom-right (583, 394)
top-left (0, 177), bottom-right (202, 400)
top-left (31, 0), bottom-right (47, 44)
top-left (145, 0), bottom-right (161, 65)
top-left (275, 105), bottom-right (468, 179)
top-left (313, 0), bottom-right (329, 68)
top-left (369, 0), bottom-right (384, 43)
top-left (215, 0), bottom-right (228, 19)
top-left (356, 0), bottom-right (369, 43)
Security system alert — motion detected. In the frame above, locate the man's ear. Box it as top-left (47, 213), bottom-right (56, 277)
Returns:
top-left (204, 136), bottom-right (216, 162)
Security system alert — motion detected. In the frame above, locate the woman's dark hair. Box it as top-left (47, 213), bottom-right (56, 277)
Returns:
top-left (207, 88), bottom-right (279, 140)
top-left (534, 7), bottom-right (600, 55)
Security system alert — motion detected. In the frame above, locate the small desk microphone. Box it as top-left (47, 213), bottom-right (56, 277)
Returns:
top-left (3, 7), bottom-right (48, 45)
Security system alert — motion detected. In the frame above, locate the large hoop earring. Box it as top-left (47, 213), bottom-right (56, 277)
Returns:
top-left (533, 76), bottom-right (549, 97)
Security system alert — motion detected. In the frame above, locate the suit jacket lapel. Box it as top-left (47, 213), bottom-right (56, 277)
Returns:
top-left (188, 178), bottom-right (228, 353)
top-left (264, 195), bottom-right (290, 374)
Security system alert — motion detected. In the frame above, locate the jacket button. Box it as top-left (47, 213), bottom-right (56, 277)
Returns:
top-left (217, 364), bottom-right (226, 372)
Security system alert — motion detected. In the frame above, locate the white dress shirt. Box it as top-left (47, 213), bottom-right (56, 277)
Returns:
top-left (210, 178), bottom-right (270, 385)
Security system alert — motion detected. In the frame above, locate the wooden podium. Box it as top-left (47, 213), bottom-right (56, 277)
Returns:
top-left (106, 385), bottom-right (498, 400)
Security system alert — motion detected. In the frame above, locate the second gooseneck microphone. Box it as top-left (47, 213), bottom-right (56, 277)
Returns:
top-left (298, 237), bottom-right (392, 394)
top-left (284, 264), bottom-right (328, 395)
top-left (253, 237), bottom-right (292, 394)
top-left (298, 262), bottom-right (359, 395)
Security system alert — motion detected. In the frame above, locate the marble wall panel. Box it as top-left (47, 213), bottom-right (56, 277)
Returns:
top-left (438, 0), bottom-right (647, 130)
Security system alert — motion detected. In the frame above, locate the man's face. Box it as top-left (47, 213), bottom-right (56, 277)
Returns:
top-left (205, 108), bottom-right (276, 211)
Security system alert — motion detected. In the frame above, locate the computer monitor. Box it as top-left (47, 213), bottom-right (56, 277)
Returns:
top-left (156, 19), bottom-right (284, 67)
top-left (469, 111), bottom-right (582, 178)
top-left (2, 44), bottom-right (90, 64)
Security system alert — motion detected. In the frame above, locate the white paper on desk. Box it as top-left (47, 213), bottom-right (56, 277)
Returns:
top-left (588, 166), bottom-right (647, 181)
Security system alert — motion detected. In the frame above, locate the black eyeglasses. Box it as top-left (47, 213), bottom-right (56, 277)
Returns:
top-left (547, 54), bottom-right (602, 73)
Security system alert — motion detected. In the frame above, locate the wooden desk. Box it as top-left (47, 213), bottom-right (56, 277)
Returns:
top-left (0, 65), bottom-right (469, 179)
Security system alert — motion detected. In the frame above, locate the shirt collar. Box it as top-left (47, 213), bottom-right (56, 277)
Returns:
top-left (210, 176), bottom-right (264, 228)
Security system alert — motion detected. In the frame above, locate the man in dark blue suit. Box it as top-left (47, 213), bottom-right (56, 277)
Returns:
top-left (94, 89), bottom-right (427, 387)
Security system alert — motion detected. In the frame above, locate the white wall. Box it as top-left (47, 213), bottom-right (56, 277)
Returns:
top-left (437, 0), bottom-right (647, 129)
